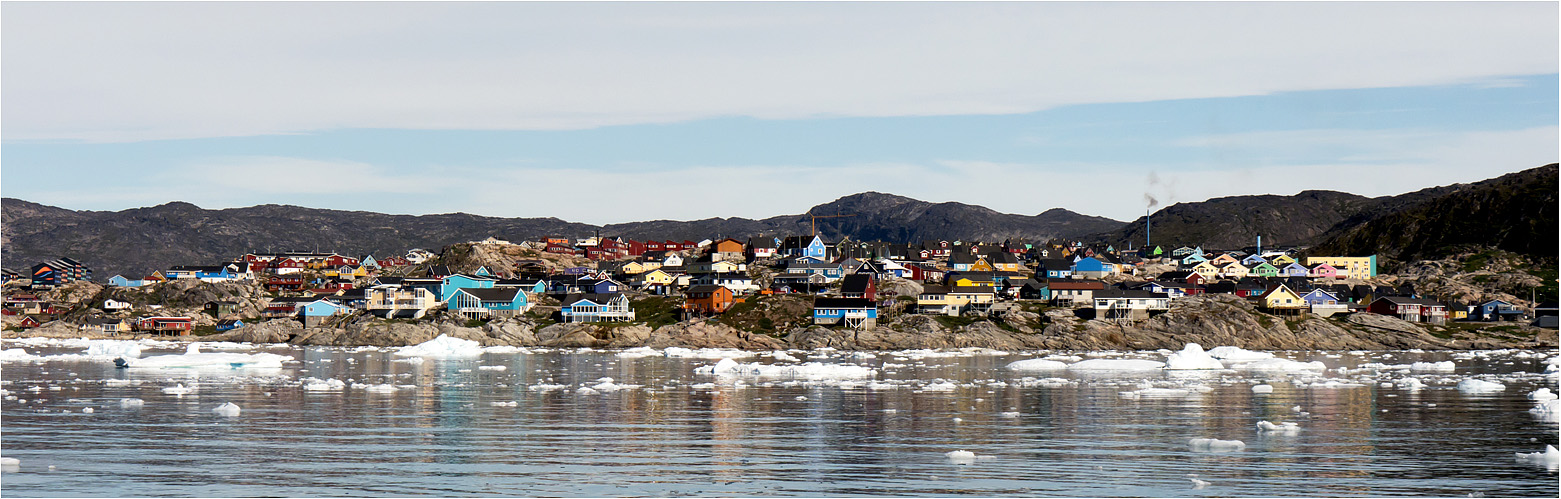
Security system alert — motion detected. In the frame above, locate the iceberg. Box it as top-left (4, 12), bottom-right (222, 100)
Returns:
top-left (1256, 421), bottom-right (1300, 434)
top-left (1528, 388), bottom-right (1557, 401)
top-left (1165, 343), bottom-right (1225, 370)
top-left (1409, 361), bottom-right (1455, 372)
top-left (1207, 346), bottom-right (1274, 361)
top-left (120, 344), bottom-right (290, 369)
top-left (393, 335), bottom-right (483, 358)
top-left (1251, 384), bottom-right (1275, 394)
top-left (1515, 445), bottom-right (1559, 472)
top-left (1005, 359), bottom-right (1069, 371)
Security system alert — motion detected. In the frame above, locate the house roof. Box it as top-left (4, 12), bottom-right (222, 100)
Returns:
top-left (841, 274), bottom-right (873, 293)
top-left (560, 293), bottom-right (628, 307)
top-left (686, 285), bottom-right (729, 294)
top-left (920, 285), bottom-right (951, 295)
top-left (950, 286), bottom-right (995, 295)
top-left (1093, 289), bottom-right (1164, 299)
top-left (813, 297), bottom-right (875, 309)
top-left (455, 287), bottom-right (522, 302)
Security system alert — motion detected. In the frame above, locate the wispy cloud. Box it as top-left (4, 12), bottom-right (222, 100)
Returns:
top-left (3, 2), bottom-right (1555, 142)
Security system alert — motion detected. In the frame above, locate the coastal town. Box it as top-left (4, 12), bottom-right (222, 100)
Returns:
top-left (3, 232), bottom-right (1555, 346)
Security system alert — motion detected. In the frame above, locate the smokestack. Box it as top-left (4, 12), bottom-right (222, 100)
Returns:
top-left (1257, 235), bottom-right (1262, 255)
top-left (1146, 207), bottom-right (1151, 250)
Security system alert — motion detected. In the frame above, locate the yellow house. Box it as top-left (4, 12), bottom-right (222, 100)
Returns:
top-left (969, 257), bottom-right (994, 272)
top-left (1220, 261), bottom-right (1249, 278)
top-left (631, 269), bottom-right (675, 287)
top-left (324, 265), bottom-right (368, 278)
top-left (1305, 255), bottom-right (1378, 278)
top-left (1191, 261), bottom-right (1220, 280)
top-left (949, 286), bottom-right (996, 308)
top-left (1269, 254), bottom-right (1297, 266)
top-left (619, 261), bottom-right (652, 275)
top-left (950, 276), bottom-right (996, 288)
top-left (1258, 284), bottom-right (1305, 311)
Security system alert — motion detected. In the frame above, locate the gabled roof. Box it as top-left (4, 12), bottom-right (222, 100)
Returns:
top-left (841, 274), bottom-right (873, 293)
top-left (950, 286), bottom-right (995, 295)
top-left (920, 284), bottom-right (951, 295)
top-left (686, 285), bottom-right (728, 294)
top-left (454, 287), bottom-right (522, 302)
top-left (1093, 289), bottom-right (1164, 299)
top-left (560, 293), bottom-right (628, 307)
top-left (813, 297), bottom-right (875, 309)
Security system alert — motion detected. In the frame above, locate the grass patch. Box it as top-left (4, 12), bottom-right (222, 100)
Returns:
top-left (464, 318), bottom-right (486, 328)
top-left (192, 325), bottom-right (218, 336)
top-left (631, 296), bottom-right (680, 330)
top-left (1256, 314), bottom-right (1274, 329)
top-left (1462, 250), bottom-right (1498, 273)
top-left (934, 315), bottom-right (983, 329)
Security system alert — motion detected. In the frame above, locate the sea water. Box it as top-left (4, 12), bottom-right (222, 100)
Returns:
top-left (1, 340), bottom-right (1556, 497)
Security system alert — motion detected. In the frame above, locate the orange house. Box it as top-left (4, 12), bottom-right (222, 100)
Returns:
top-left (684, 285), bottom-right (744, 315)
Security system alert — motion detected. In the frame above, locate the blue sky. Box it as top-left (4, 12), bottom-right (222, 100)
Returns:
top-left (2, 2), bottom-right (1556, 224)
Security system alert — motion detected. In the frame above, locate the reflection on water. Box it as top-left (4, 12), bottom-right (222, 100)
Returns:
top-left (0, 343), bottom-right (1556, 497)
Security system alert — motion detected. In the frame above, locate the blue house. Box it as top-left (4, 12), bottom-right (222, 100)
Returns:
top-left (812, 298), bottom-right (878, 328)
top-left (439, 274), bottom-right (497, 302)
top-left (360, 254), bottom-right (379, 268)
top-left (576, 278), bottom-right (624, 294)
top-left (1301, 288), bottom-right (1342, 306)
top-left (1181, 253), bottom-right (1209, 266)
top-left (1241, 254), bottom-right (1268, 266)
top-left (1038, 259), bottom-right (1074, 279)
top-left (474, 266), bottom-right (493, 277)
top-left (1072, 257), bottom-right (1110, 277)
top-left (301, 300), bottom-right (347, 327)
top-left (1476, 300), bottom-right (1524, 321)
top-left (448, 287), bottom-right (530, 319)
top-left (107, 275), bottom-right (147, 288)
top-left (1280, 262), bottom-right (1310, 277)
top-left (215, 319), bottom-right (246, 331)
top-left (559, 293), bottom-right (635, 323)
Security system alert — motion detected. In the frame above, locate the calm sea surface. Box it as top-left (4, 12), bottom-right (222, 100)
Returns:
top-left (1, 339), bottom-right (1556, 497)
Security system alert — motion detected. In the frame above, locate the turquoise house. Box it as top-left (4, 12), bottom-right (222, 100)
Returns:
top-left (439, 274), bottom-right (497, 301)
top-left (449, 287), bottom-right (529, 319)
top-left (301, 299), bottom-right (347, 327)
top-left (107, 275), bottom-right (147, 287)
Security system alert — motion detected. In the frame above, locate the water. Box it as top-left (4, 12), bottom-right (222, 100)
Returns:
top-left (1, 340), bottom-right (1557, 497)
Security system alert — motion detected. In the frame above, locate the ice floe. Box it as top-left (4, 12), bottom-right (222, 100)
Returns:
top-left (477, 365), bottom-right (507, 371)
top-left (212, 402), bottom-right (241, 417)
top-left (123, 344), bottom-right (290, 369)
top-left (945, 450), bottom-right (994, 464)
top-left (1455, 379), bottom-right (1505, 393)
top-left (1229, 358), bottom-right (1327, 372)
top-left (695, 358), bottom-right (875, 380)
top-left (302, 378), bottom-right (347, 391)
top-left (119, 398), bottom-right (144, 409)
top-left (1067, 359), bottom-right (1166, 371)
top-left (1515, 445), bottom-right (1559, 472)
top-left (1005, 359), bottom-right (1069, 371)
top-left (1251, 384), bottom-right (1274, 394)
top-left (393, 335), bottom-right (483, 358)
top-left (1256, 421), bottom-right (1300, 434)
top-left (1165, 343), bottom-right (1225, 370)
top-left (1207, 346), bottom-right (1274, 362)
top-left (1410, 361), bottom-right (1456, 372)
top-left (1528, 388), bottom-right (1557, 401)
top-left (161, 384), bottom-right (194, 395)
top-left (1188, 438), bottom-right (1246, 452)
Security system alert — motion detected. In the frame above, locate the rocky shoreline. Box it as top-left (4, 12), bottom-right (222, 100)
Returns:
top-left (8, 295), bottom-right (1554, 352)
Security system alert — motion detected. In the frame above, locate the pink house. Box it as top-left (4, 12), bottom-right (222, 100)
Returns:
top-left (1309, 263), bottom-right (1339, 279)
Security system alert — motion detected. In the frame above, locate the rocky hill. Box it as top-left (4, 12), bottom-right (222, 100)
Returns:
top-left (1307, 163), bottom-right (1558, 266)
top-left (2, 192), bottom-right (1118, 280)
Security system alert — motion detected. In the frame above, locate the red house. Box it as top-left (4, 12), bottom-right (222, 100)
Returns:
top-left (1368, 297), bottom-right (1448, 324)
top-left (136, 316), bottom-right (193, 336)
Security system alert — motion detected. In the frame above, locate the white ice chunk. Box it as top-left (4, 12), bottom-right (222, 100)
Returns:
top-left (1000, 411), bottom-right (1021, 418)
top-left (119, 398), bottom-right (144, 409)
top-left (161, 384), bottom-right (193, 395)
top-left (85, 341), bottom-right (143, 359)
top-left (212, 402), bottom-right (241, 417)
top-left (695, 359), bottom-right (875, 379)
top-left (393, 335), bottom-right (483, 358)
top-left (1188, 438), bottom-right (1246, 452)
top-left (1515, 445), bottom-right (1560, 472)
top-left (1256, 421), bottom-right (1300, 434)
top-left (946, 450), bottom-right (977, 463)
top-left (301, 378), bottom-right (346, 391)
top-left (490, 401), bottom-right (518, 407)
top-left (1528, 388), bottom-right (1558, 401)
top-left (771, 351), bottom-right (800, 363)
top-left (477, 365), bottom-right (507, 371)
top-left (82, 407), bottom-right (94, 414)
top-left (1397, 378), bottom-right (1427, 390)
top-left (1068, 359), bottom-right (1166, 371)
top-left (1005, 359), bottom-right (1069, 371)
top-left (921, 381), bottom-right (959, 392)
top-left (1530, 399), bottom-right (1559, 422)
top-left (363, 384), bottom-right (398, 393)
top-left (0, 457), bottom-right (18, 470)
top-left (663, 347), bottom-right (756, 359)
top-left (1456, 379), bottom-right (1505, 393)
top-left (124, 344), bottom-right (290, 369)
top-left (1207, 346), bottom-right (1274, 361)
top-left (1410, 361), bottom-right (1455, 372)
top-left (616, 346), bottom-right (661, 359)
top-left (1166, 343), bottom-right (1225, 370)
top-left (1251, 384), bottom-right (1274, 394)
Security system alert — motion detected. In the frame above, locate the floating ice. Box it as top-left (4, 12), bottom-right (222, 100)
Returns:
top-left (587, 377), bottom-right (641, 392)
top-left (1000, 411), bottom-right (1021, 418)
top-left (161, 384), bottom-right (193, 395)
top-left (1166, 343), bottom-right (1225, 370)
top-left (1410, 361), bottom-right (1456, 372)
top-left (0, 348), bottom-right (41, 363)
top-left (302, 378), bottom-right (346, 391)
top-left (1397, 378), bottom-right (1427, 390)
top-left (393, 335), bottom-right (483, 358)
top-left (1251, 384), bottom-right (1274, 394)
top-left (362, 384), bottom-right (398, 393)
top-left (481, 346), bottom-right (530, 354)
top-left (1188, 438), bottom-right (1246, 452)
top-left (1189, 478), bottom-right (1211, 489)
top-left (212, 402), bottom-right (241, 417)
top-left (1456, 379), bottom-right (1505, 393)
top-left (123, 344), bottom-right (290, 369)
top-left (664, 347), bottom-right (755, 359)
top-left (1120, 387), bottom-right (1208, 399)
top-left (85, 341), bottom-right (143, 359)
top-left (1256, 421), bottom-right (1300, 434)
top-left (1068, 359), bottom-right (1166, 371)
top-left (1515, 445), bottom-right (1559, 472)
top-left (1229, 358), bottom-right (1326, 372)
top-left (771, 352), bottom-right (800, 363)
top-left (490, 401), bottom-right (518, 407)
top-left (616, 346), bottom-right (661, 359)
top-left (1207, 346), bottom-right (1274, 361)
top-left (1, 457), bottom-right (18, 470)
top-left (119, 398), bottom-right (144, 409)
top-left (477, 365), bottom-right (507, 371)
top-left (695, 359), bottom-right (875, 380)
top-left (528, 383), bottom-right (569, 392)
top-left (1528, 388), bottom-right (1558, 401)
top-left (946, 450), bottom-right (977, 463)
top-left (1530, 400), bottom-right (1559, 423)
top-left (1005, 359), bottom-right (1069, 371)
top-left (81, 407), bottom-right (94, 414)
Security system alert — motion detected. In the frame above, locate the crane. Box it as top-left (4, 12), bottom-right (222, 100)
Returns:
top-left (808, 212), bottom-right (855, 237)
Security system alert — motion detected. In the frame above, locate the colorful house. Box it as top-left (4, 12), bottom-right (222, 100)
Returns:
top-left (1248, 262), bottom-right (1280, 277)
top-left (439, 274), bottom-right (497, 302)
top-left (1309, 263), bottom-right (1340, 279)
top-left (812, 298), bottom-right (877, 328)
top-left (107, 275), bottom-right (148, 288)
top-left (559, 293), bottom-right (635, 323)
top-left (1368, 296), bottom-right (1446, 324)
top-left (684, 285), bottom-right (742, 315)
top-left (1475, 299), bottom-right (1525, 321)
top-left (448, 287), bottom-right (530, 319)
top-left (1072, 257), bottom-right (1112, 278)
top-left (1279, 262), bottom-right (1310, 277)
top-left (1257, 284), bottom-right (1306, 313)
top-left (1038, 259), bottom-right (1074, 279)
top-left (1219, 261), bottom-right (1250, 278)
top-left (1306, 255), bottom-right (1378, 278)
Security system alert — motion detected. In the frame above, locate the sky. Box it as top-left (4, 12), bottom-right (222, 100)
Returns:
top-left (2, 2), bottom-right (1557, 224)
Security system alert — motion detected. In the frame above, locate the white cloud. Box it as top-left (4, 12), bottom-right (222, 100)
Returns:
top-left (3, 2), bottom-right (1555, 142)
